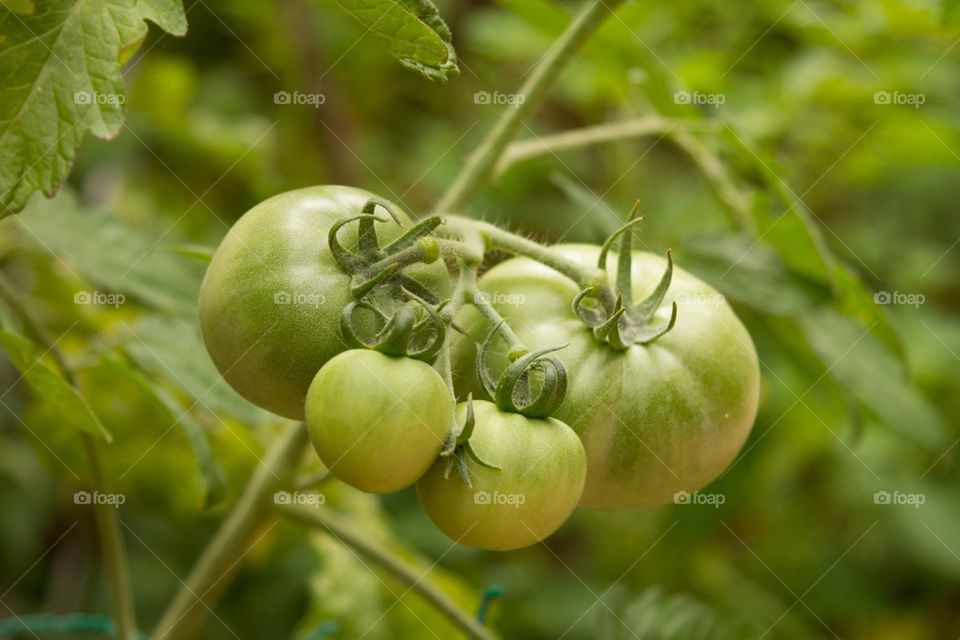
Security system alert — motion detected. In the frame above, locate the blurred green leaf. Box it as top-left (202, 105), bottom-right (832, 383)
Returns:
top-left (14, 191), bottom-right (203, 317)
top-left (96, 353), bottom-right (227, 508)
top-left (0, 327), bottom-right (110, 441)
top-left (682, 231), bottom-right (829, 315)
top-left (595, 586), bottom-right (753, 640)
top-left (0, 0), bottom-right (187, 213)
top-left (331, 0), bottom-right (459, 82)
top-left (944, 0), bottom-right (960, 25)
top-left (123, 315), bottom-right (275, 426)
top-left (800, 310), bottom-right (946, 450)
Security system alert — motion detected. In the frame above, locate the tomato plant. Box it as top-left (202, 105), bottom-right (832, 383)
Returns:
top-left (305, 349), bottom-right (452, 493)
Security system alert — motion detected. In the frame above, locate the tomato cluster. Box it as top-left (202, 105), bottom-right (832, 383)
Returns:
top-left (200, 186), bottom-right (760, 550)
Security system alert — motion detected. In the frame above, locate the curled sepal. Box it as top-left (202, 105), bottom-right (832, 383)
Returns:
top-left (476, 321), bottom-right (505, 399)
top-left (629, 249), bottom-right (673, 324)
top-left (339, 298), bottom-right (446, 362)
top-left (439, 395), bottom-right (500, 488)
top-left (350, 263), bottom-right (402, 299)
top-left (597, 215), bottom-right (645, 272)
top-left (329, 213), bottom-right (390, 271)
top-left (632, 301), bottom-right (678, 345)
top-left (592, 295), bottom-right (628, 350)
top-left (572, 286), bottom-right (607, 328)
top-left (493, 345), bottom-right (569, 419)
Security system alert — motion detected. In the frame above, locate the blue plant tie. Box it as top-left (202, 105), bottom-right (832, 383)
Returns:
top-left (0, 613), bottom-right (147, 639)
top-left (476, 585), bottom-right (503, 624)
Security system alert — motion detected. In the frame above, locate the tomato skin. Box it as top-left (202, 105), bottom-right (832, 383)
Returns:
top-left (417, 400), bottom-right (586, 551)
top-left (305, 350), bottom-right (451, 493)
top-left (451, 245), bottom-right (760, 510)
top-left (199, 186), bottom-right (450, 419)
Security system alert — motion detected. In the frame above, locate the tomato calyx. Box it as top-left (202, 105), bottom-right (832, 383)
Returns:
top-left (476, 321), bottom-right (568, 419)
top-left (340, 291), bottom-right (449, 362)
top-left (328, 198), bottom-right (443, 301)
top-left (438, 394), bottom-right (500, 487)
top-left (572, 207), bottom-right (678, 350)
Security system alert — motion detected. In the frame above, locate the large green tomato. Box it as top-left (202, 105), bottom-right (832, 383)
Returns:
top-left (417, 400), bottom-right (586, 551)
top-left (199, 186), bottom-right (450, 419)
top-left (451, 245), bottom-right (760, 510)
top-left (305, 350), bottom-right (451, 493)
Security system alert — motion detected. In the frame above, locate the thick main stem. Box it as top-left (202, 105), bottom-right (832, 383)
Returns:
top-left (435, 0), bottom-right (627, 213)
top-left (442, 215), bottom-right (615, 308)
top-left (149, 422), bottom-right (308, 640)
top-left (280, 504), bottom-right (497, 640)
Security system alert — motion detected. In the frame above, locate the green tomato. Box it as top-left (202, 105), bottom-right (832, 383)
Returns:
top-left (451, 245), bottom-right (760, 510)
top-left (417, 400), bottom-right (586, 551)
top-left (199, 186), bottom-right (450, 419)
top-left (305, 349), bottom-right (452, 493)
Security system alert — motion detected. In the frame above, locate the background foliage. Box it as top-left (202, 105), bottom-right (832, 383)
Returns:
top-left (1, 0), bottom-right (959, 638)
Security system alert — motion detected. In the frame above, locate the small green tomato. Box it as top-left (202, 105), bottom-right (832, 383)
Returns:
top-left (417, 400), bottom-right (587, 551)
top-left (305, 349), bottom-right (452, 493)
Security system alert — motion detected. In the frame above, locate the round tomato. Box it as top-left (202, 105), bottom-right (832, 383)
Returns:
top-left (417, 400), bottom-right (586, 551)
top-left (451, 245), bottom-right (760, 510)
top-left (305, 349), bottom-right (452, 493)
top-left (199, 186), bottom-right (451, 419)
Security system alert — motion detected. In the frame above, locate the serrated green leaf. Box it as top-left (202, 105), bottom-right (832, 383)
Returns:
top-left (799, 309), bottom-right (946, 450)
top-left (332, 0), bottom-right (459, 83)
top-left (0, 0), bottom-right (188, 214)
top-left (123, 315), bottom-right (276, 426)
top-left (595, 586), bottom-right (753, 640)
top-left (0, 327), bottom-right (111, 441)
top-left (13, 191), bottom-right (203, 317)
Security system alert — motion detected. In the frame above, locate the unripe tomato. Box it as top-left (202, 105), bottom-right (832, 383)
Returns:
top-left (451, 245), bottom-right (760, 510)
top-left (417, 400), bottom-right (586, 551)
top-left (305, 350), bottom-right (452, 493)
top-left (199, 186), bottom-right (451, 419)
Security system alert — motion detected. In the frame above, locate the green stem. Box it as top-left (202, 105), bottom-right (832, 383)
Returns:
top-left (443, 215), bottom-right (614, 307)
top-left (0, 273), bottom-right (137, 640)
top-left (463, 267), bottom-right (525, 355)
top-left (149, 422), bottom-right (309, 640)
top-left (83, 435), bottom-right (138, 640)
top-left (279, 504), bottom-right (497, 640)
top-left (435, 0), bottom-right (627, 213)
top-left (496, 117), bottom-right (713, 175)
top-left (436, 237), bottom-right (484, 265)
top-left (668, 131), bottom-right (754, 232)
